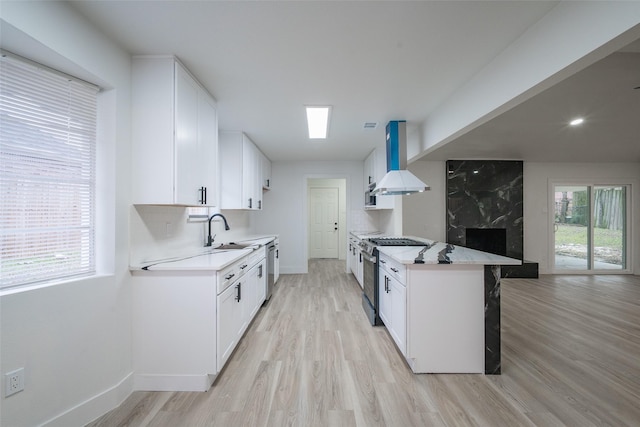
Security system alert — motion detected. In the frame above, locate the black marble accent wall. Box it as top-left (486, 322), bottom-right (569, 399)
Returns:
top-left (446, 160), bottom-right (523, 260)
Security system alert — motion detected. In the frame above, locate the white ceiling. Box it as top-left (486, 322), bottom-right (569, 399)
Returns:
top-left (69, 1), bottom-right (639, 163)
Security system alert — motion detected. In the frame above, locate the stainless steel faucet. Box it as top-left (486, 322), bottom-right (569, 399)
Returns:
top-left (205, 213), bottom-right (230, 246)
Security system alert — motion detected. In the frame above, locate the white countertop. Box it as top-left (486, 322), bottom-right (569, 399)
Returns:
top-left (350, 230), bottom-right (385, 240)
top-left (130, 235), bottom-right (277, 272)
top-left (376, 236), bottom-right (521, 266)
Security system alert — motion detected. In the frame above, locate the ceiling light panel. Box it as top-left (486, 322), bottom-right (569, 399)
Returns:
top-left (306, 106), bottom-right (331, 139)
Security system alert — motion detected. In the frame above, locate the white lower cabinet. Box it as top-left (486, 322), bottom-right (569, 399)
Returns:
top-left (378, 254), bottom-right (406, 354)
top-left (217, 277), bottom-right (245, 369)
top-left (132, 249), bottom-right (267, 392)
top-left (389, 275), bottom-right (406, 354)
top-left (216, 252), bottom-right (266, 370)
top-left (256, 258), bottom-right (267, 308)
top-left (273, 239), bottom-right (280, 285)
top-left (349, 236), bottom-right (363, 288)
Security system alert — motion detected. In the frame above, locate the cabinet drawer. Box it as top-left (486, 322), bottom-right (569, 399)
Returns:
top-left (217, 262), bottom-right (241, 295)
top-left (378, 253), bottom-right (406, 285)
top-left (246, 250), bottom-right (264, 269)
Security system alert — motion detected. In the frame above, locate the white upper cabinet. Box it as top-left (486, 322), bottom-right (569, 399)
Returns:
top-left (261, 151), bottom-right (272, 190)
top-left (364, 151), bottom-right (375, 190)
top-left (364, 147), bottom-right (394, 209)
top-left (132, 56), bottom-right (218, 206)
top-left (220, 131), bottom-right (270, 210)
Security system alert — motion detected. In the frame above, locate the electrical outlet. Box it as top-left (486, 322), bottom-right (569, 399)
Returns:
top-left (5, 368), bottom-right (25, 397)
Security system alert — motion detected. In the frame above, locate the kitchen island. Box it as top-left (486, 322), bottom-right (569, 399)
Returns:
top-left (375, 238), bottom-right (520, 375)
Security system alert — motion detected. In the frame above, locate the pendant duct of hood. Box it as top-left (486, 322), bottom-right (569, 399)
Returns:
top-left (373, 121), bottom-right (430, 195)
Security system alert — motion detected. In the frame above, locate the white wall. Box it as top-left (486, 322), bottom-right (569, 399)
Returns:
top-left (402, 161), bottom-right (447, 241)
top-left (524, 162), bottom-right (640, 275)
top-left (252, 160), bottom-right (367, 274)
top-left (0, 3), bottom-right (133, 426)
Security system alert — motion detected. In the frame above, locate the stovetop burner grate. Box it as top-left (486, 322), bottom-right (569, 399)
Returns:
top-left (368, 237), bottom-right (426, 246)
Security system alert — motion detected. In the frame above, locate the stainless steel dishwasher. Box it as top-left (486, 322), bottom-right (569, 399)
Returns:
top-left (266, 242), bottom-right (276, 301)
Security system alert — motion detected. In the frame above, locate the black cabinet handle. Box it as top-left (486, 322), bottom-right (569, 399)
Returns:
top-left (199, 186), bottom-right (207, 204)
top-left (258, 264), bottom-right (263, 278)
top-left (235, 283), bottom-right (241, 302)
top-left (276, 250), bottom-right (279, 259)
top-left (240, 264), bottom-right (248, 270)
top-left (391, 267), bottom-right (399, 273)
top-left (225, 273), bottom-right (235, 280)
top-left (380, 259), bottom-right (386, 265)
top-left (258, 200), bottom-right (262, 209)
top-left (266, 179), bottom-right (270, 187)
top-left (359, 253), bottom-right (362, 262)
top-left (248, 198), bottom-right (253, 209)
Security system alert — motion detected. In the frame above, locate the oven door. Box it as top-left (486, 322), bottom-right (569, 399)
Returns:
top-left (361, 249), bottom-right (382, 325)
top-left (362, 251), bottom-right (376, 303)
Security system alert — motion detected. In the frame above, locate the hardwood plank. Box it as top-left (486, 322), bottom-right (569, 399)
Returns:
top-left (88, 262), bottom-right (640, 427)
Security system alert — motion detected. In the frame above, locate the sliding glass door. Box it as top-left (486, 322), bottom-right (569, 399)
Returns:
top-left (553, 184), bottom-right (628, 272)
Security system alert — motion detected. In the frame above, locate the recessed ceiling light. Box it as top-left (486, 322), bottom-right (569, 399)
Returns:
top-left (306, 106), bottom-right (331, 139)
top-left (569, 117), bottom-right (584, 126)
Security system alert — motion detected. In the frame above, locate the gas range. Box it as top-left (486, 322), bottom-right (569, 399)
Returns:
top-left (368, 237), bottom-right (426, 246)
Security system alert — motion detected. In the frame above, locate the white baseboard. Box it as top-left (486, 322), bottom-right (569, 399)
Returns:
top-left (133, 373), bottom-right (215, 392)
top-left (43, 372), bottom-right (134, 427)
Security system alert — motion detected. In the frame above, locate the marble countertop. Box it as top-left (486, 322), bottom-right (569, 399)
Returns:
top-left (376, 236), bottom-right (521, 266)
top-left (349, 230), bottom-right (385, 240)
top-left (130, 235), bottom-right (277, 272)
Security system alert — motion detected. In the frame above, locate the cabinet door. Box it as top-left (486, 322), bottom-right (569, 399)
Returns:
top-left (357, 251), bottom-right (364, 287)
top-left (256, 259), bottom-right (267, 306)
top-left (198, 90), bottom-right (218, 207)
top-left (389, 275), bottom-right (406, 354)
top-left (244, 263), bottom-right (260, 322)
top-left (217, 281), bottom-right (243, 370)
top-left (241, 138), bottom-right (259, 209)
top-left (349, 242), bottom-right (356, 275)
top-left (174, 63), bottom-right (202, 205)
top-left (364, 151), bottom-right (375, 189)
top-left (378, 273), bottom-right (391, 327)
top-left (274, 243), bottom-right (280, 284)
top-left (262, 153), bottom-right (272, 189)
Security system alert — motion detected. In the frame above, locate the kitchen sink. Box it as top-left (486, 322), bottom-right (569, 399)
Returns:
top-left (216, 242), bottom-right (253, 250)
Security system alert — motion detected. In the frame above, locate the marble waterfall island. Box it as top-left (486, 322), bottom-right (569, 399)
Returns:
top-left (376, 239), bottom-right (520, 375)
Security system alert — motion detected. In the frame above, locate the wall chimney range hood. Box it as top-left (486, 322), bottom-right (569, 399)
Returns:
top-left (373, 121), bottom-right (430, 195)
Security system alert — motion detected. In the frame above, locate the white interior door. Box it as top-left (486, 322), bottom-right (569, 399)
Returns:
top-left (308, 187), bottom-right (339, 259)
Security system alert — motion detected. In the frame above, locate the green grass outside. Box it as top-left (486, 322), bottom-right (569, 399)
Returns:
top-left (554, 223), bottom-right (623, 248)
top-left (555, 223), bottom-right (623, 264)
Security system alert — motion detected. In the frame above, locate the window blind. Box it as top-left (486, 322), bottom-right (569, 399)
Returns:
top-left (0, 52), bottom-right (98, 290)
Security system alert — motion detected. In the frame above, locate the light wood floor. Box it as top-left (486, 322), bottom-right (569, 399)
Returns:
top-left (88, 260), bottom-right (640, 426)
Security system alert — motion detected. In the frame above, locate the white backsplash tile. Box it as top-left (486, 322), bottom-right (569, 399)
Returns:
top-left (130, 206), bottom-right (253, 265)
top-left (349, 209), bottom-right (380, 233)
